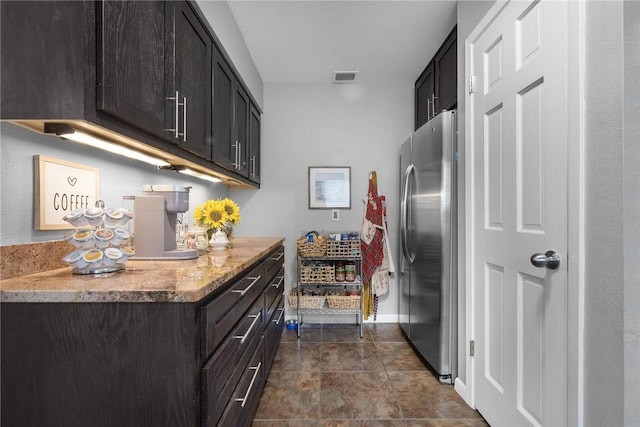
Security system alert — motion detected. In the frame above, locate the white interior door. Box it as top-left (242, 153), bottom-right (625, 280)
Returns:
top-left (469, 1), bottom-right (568, 425)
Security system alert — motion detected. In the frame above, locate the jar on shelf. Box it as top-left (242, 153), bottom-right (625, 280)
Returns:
top-left (345, 262), bottom-right (356, 282)
top-left (335, 261), bottom-right (345, 282)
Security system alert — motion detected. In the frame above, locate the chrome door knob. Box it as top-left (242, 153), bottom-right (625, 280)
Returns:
top-left (530, 250), bottom-right (561, 270)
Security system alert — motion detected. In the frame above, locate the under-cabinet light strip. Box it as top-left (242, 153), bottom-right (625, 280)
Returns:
top-left (60, 131), bottom-right (170, 167)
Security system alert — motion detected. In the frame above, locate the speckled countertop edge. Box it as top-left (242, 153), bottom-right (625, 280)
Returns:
top-left (0, 237), bottom-right (284, 303)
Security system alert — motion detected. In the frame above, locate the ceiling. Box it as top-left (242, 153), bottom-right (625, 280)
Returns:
top-left (226, 1), bottom-right (458, 84)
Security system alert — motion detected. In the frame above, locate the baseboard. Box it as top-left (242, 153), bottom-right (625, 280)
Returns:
top-left (363, 314), bottom-right (397, 323)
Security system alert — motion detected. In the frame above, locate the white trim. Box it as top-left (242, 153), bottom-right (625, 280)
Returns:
top-left (464, 0), bottom-right (584, 424)
top-left (455, 377), bottom-right (472, 407)
top-left (566, 1), bottom-right (586, 425)
top-left (464, 0), bottom-right (509, 410)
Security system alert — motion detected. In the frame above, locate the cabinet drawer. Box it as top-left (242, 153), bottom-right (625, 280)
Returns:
top-left (263, 267), bottom-right (284, 326)
top-left (264, 247), bottom-right (284, 284)
top-left (234, 264), bottom-right (265, 319)
top-left (225, 336), bottom-right (265, 427)
top-left (201, 263), bottom-right (263, 358)
top-left (201, 328), bottom-right (241, 427)
top-left (265, 295), bottom-right (285, 371)
top-left (235, 296), bottom-right (263, 362)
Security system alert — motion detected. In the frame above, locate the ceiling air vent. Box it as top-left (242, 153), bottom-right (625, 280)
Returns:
top-left (333, 71), bottom-right (358, 84)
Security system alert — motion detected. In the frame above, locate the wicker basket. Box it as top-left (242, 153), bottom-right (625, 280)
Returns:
top-left (326, 240), bottom-right (361, 258)
top-left (297, 231), bottom-right (328, 257)
top-left (326, 295), bottom-right (361, 309)
top-left (299, 263), bottom-right (334, 283)
top-left (288, 289), bottom-right (326, 309)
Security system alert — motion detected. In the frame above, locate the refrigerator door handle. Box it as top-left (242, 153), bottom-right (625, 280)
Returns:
top-left (401, 164), bottom-right (415, 264)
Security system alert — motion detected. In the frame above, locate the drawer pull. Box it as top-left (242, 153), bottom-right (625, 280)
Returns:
top-left (272, 276), bottom-right (284, 289)
top-left (235, 362), bottom-right (261, 408)
top-left (274, 308), bottom-right (284, 325)
top-left (233, 311), bottom-right (261, 344)
top-left (232, 275), bottom-right (261, 296)
top-left (269, 253), bottom-right (284, 262)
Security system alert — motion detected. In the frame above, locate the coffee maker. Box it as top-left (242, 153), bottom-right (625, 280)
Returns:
top-left (132, 185), bottom-right (198, 259)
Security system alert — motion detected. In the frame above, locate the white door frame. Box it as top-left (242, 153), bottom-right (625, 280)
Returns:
top-left (462, 1), bottom-right (585, 425)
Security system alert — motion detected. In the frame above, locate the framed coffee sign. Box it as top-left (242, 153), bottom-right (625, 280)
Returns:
top-left (34, 155), bottom-right (99, 230)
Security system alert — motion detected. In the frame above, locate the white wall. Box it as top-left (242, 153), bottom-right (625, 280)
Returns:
top-left (231, 82), bottom-right (413, 321)
top-left (0, 123), bottom-right (229, 246)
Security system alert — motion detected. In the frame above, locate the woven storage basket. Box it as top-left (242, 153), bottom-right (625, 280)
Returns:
top-left (297, 231), bottom-right (328, 257)
top-left (326, 295), bottom-right (360, 309)
top-left (299, 263), bottom-right (334, 283)
top-left (326, 240), bottom-right (361, 257)
top-left (288, 289), bottom-right (326, 309)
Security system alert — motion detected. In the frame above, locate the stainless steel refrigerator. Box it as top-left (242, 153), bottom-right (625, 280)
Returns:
top-left (399, 110), bottom-right (457, 383)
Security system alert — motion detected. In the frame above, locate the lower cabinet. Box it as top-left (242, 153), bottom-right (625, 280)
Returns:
top-left (0, 246), bottom-right (284, 427)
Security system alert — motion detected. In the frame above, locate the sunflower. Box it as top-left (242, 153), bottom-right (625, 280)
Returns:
top-left (193, 198), bottom-right (241, 233)
top-left (220, 198), bottom-right (241, 224)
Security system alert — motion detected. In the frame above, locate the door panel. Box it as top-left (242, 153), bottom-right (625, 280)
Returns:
top-left (470, 1), bottom-right (568, 426)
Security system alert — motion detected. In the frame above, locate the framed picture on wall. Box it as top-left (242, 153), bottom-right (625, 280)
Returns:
top-left (308, 166), bottom-right (351, 209)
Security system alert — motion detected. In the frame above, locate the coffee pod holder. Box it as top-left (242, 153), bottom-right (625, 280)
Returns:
top-left (61, 200), bottom-right (134, 275)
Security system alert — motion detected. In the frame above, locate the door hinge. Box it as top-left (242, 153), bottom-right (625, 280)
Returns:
top-left (470, 340), bottom-right (475, 357)
top-left (468, 75), bottom-right (475, 94)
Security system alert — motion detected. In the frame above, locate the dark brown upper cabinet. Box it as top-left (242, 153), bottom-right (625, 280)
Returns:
top-left (248, 105), bottom-right (261, 184)
top-left (97, 1), bottom-right (211, 159)
top-left (1, 0), bottom-right (261, 188)
top-left (415, 61), bottom-right (435, 130)
top-left (415, 25), bottom-right (457, 130)
top-left (434, 26), bottom-right (458, 114)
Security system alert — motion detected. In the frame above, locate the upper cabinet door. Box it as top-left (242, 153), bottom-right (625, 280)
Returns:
top-left (415, 61), bottom-right (435, 130)
top-left (173, 2), bottom-right (212, 160)
top-left (233, 85), bottom-right (249, 177)
top-left (97, 1), bottom-right (170, 141)
top-left (248, 105), bottom-right (261, 185)
top-left (434, 26), bottom-right (457, 113)
top-left (212, 47), bottom-right (235, 170)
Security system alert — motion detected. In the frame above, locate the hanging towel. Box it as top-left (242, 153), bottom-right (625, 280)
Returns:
top-left (360, 172), bottom-right (384, 284)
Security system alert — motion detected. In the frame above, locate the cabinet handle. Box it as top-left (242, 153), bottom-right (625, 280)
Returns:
top-left (232, 141), bottom-right (240, 169)
top-left (232, 275), bottom-right (261, 296)
top-left (273, 308), bottom-right (284, 325)
top-left (427, 98), bottom-right (432, 121)
top-left (237, 142), bottom-right (242, 170)
top-left (432, 94), bottom-right (438, 117)
top-left (251, 155), bottom-right (256, 178)
top-left (272, 275), bottom-right (284, 289)
top-left (233, 311), bottom-right (261, 344)
top-left (180, 96), bottom-right (187, 142)
top-left (164, 90), bottom-right (179, 138)
top-left (235, 362), bottom-right (261, 408)
top-left (269, 253), bottom-right (284, 262)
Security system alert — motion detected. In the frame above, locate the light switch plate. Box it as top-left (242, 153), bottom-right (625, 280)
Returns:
top-left (331, 209), bottom-right (340, 221)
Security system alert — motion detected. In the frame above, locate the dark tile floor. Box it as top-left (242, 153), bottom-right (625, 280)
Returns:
top-left (253, 323), bottom-right (489, 427)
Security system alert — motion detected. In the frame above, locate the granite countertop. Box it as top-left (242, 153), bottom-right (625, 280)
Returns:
top-left (0, 237), bottom-right (284, 303)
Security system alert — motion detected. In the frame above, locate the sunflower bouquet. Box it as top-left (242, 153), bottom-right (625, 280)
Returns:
top-left (193, 198), bottom-right (241, 237)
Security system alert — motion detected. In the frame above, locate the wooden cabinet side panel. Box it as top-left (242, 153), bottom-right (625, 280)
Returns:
top-left (0, 303), bottom-right (200, 427)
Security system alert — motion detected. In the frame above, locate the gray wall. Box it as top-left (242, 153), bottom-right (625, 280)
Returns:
top-left (231, 81), bottom-right (413, 321)
top-left (0, 123), bottom-right (228, 246)
top-left (584, 1), bottom-right (639, 425)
